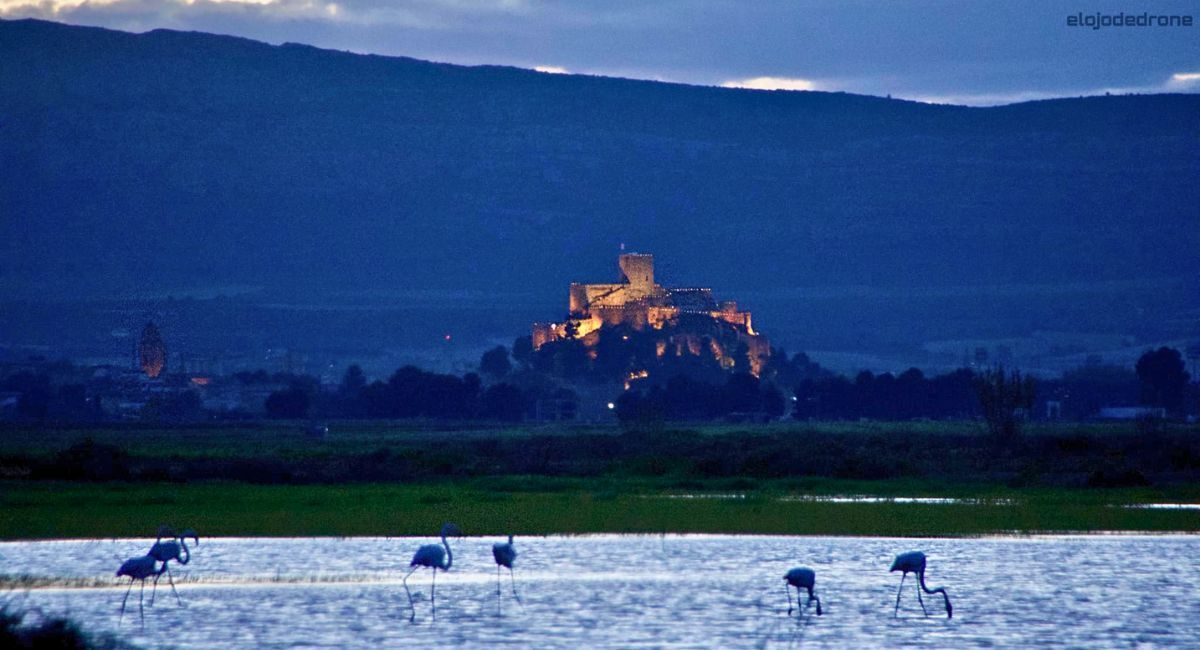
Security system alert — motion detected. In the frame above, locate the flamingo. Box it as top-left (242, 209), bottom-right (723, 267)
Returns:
top-left (402, 522), bottom-right (461, 621)
top-left (783, 567), bottom-right (822, 617)
top-left (492, 534), bottom-right (520, 602)
top-left (148, 527), bottom-right (198, 606)
top-left (890, 551), bottom-right (952, 618)
top-left (116, 554), bottom-right (162, 625)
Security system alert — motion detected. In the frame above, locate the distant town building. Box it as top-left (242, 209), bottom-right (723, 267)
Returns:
top-left (533, 252), bottom-right (770, 375)
top-left (138, 322), bottom-right (167, 378)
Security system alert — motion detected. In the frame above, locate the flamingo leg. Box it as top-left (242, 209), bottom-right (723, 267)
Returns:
top-left (915, 578), bottom-right (928, 616)
top-left (784, 584), bottom-right (793, 616)
top-left (894, 573), bottom-right (906, 617)
top-left (497, 564), bottom-right (502, 595)
top-left (164, 565), bottom-right (183, 607)
top-left (118, 578), bottom-right (134, 623)
top-left (509, 567), bottom-right (520, 603)
top-left (430, 568), bottom-right (436, 621)
top-left (401, 566), bottom-right (419, 622)
top-left (138, 579), bottom-right (145, 627)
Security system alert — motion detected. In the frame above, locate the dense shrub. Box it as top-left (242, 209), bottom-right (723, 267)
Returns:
top-left (0, 600), bottom-right (130, 650)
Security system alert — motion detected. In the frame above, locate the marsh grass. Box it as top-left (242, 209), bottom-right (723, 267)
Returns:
top-left (2, 479), bottom-right (1197, 540)
top-left (2, 421), bottom-right (1196, 538)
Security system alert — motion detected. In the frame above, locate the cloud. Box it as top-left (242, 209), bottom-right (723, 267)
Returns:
top-left (0, 0), bottom-right (119, 12)
top-left (1167, 72), bottom-right (1200, 90)
top-left (533, 65), bottom-right (568, 74)
top-left (720, 76), bottom-right (817, 92)
top-left (0, 0), bottom-right (271, 11)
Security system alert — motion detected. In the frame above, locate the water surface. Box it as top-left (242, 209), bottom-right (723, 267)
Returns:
top-left (2, 534), bottom-right (1196, 648)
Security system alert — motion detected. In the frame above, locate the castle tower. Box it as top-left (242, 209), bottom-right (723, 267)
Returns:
top-left (138, 321), bottom-right (167, 378)
top-left (618, 253), bottom-right (654, 290)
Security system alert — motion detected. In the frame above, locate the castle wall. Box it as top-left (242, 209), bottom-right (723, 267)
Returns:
top-left (667, 288), bottom-right (716, 312)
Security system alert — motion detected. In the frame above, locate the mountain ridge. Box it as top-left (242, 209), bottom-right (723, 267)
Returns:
top-left (1, 18), bottom-right (1196, 308)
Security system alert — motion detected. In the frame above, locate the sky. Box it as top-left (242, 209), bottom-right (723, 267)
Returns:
top-left (2, 0), bottom-right (1198, 105)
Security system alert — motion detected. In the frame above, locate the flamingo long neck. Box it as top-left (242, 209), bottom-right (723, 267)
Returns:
top-left (441, 534), bottom-right (453, 570)
top-left (177, 538), bottom-right (191, 565)
top-left (918, 571), bottom-right (952, 616)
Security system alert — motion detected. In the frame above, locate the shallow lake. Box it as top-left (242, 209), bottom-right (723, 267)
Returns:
top-left (2, 534), bottom-right (1197, 648)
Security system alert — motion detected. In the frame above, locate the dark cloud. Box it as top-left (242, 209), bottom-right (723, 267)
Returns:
top-left (3, 0), bottom-right (1197, 104)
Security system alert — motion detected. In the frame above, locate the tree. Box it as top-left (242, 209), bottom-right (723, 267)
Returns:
top-left (4, 372), bottom-right (51, 420)
top-left (723, 373), bottom-right (762, 413)
top-left (161, 390), bottom-right (204, 423)
top-left (340, 365), bottom-right (366, 395)
top-left (762, 384), bottom-right (786, 418)
top-left (481, 383), bottom-right (526, 421)
top-left (1136, 347), bottom-right (1190, 414)
top-left (336, 364), bottom-right (368, 417)
top-left (511, 335), bottom-right (534, 369)
top-left (480, 345), bottom-right (512, 379)
top-left (615, 388), bottom-right (665, 432)
top-left (265, 386), bottom-right (310, 419)
top-left (975, 367), bottom-right (1036, 440)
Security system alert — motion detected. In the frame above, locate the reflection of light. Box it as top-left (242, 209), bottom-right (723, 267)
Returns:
top-left (607, 402), bottom-right (615, 409)
top-left (443, 334), bottom-right (452, 341)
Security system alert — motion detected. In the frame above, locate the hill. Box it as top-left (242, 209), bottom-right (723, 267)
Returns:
top-left (0, 18), bottom-right (1196, 370)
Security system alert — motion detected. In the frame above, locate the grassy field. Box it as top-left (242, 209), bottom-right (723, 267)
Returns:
top-left (1, 421), bottom-right (1196, 539)
top-left (2, 478), bottom-right (1198, 540)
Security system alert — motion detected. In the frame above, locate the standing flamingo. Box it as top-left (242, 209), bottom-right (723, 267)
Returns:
top-left (492, 534), bottom-right (520, 602)
top-left (402, 522), bottom-right (461, 622)
top-left (148, 528), bottom-right (198, 606)
top-left (782, 567), bottom-right (822, 617)
top-left (116, 554), bottom-right (162, 626)
top-left (890, 551), bottom-right (952, 618)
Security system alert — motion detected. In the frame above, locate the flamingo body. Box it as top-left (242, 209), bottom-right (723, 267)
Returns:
top-left (116, 554), bottom-right (162, 625)
top-left (492, 535), bottom-right (520, 603)
top-left (890, 550), bottom-right (952, 619)
top-left (402, 522), bottom-right (460, 621)
top-left (890, 551), bottom-right (926, 574)
top-left (147, 528), bottom-right (197, 607)
top-left (492, 536), bottom-right (517, 568)
top-left (411, 543), bottom-right (448, 569)
top-left (117, 555), bottom-right (159, 580)
top-left (782, 567), bottom-right (822, 616)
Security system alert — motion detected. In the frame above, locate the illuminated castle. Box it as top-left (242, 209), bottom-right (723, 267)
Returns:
top-left (533, 253), bottom-right (770, 375)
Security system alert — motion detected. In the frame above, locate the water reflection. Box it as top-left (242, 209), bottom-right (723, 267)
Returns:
top-left (2, 534), bottom-right (1197, 648)
top-left (1120, 503), bottom-right (1200, 510)
top-left (649, 494), bottom-right (1023, 505)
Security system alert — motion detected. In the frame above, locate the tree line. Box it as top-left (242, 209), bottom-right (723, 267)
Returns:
top-left (0, 345), bottom-right (1192, 425)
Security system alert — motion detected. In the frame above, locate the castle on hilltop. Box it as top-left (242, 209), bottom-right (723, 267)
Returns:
top-left (533, 253), bottom-right (770, 376)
